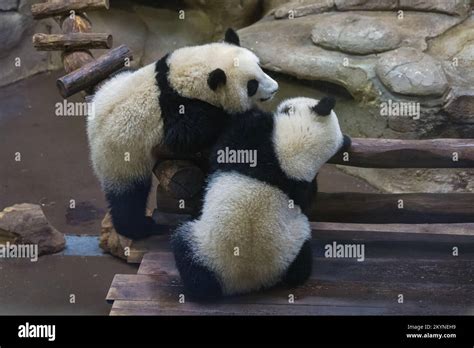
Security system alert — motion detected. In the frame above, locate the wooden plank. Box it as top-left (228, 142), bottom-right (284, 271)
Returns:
top-left (110, 299), bottom-right (466, 316)
top-left (328, 138), bottom-right (474, 168)
top-left (310, 192), bottom-right (474, 224)
top-left (137, 252), bottom-right (474, 285)
top-left (107, 274), bottom-right (474, 315)
top-left (33, 33), bottom-right (112, 51)
top-left (138, 252), bottom-right (177, 276)
top-left (57, 44), bottom-right (132, 97)
top-left (31, 0), bottom-right (109, 19)
top-left (311, 222), bottom-right (474, 243)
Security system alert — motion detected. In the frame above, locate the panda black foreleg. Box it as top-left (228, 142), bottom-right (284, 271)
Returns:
top-left (105, 176), bottom-right (161, 240)
top-left (171, 226), bottom-right (223, 301)
top-left (282, 240), bottom-right (313, 287)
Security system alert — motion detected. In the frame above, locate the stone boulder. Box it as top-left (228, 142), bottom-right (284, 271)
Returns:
top-left (375, 48), bottom-right (448, 96)
top-left (311, 14), bottom-right (401, 54)
top-left (0, 12), bottom-right (30, 57)
top-left (0, 0), bottom-right (18, 11)
top-left (335, 0), bottom-right (471, 16)
top-left (274, 0), bottom-right (334, 19)
top-left (0, 203), bottom-right (66, 256)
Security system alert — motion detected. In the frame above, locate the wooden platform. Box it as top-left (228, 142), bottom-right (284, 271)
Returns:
top-left (107, 224), bottom-right (474, 315)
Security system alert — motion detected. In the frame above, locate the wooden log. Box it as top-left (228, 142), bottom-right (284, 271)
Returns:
top-left (31, 0), bottom-right (109, 19)
top-left (329, 138), bottom-right (474, 168)
top-left (33, 33), bottom-right (112, 51)
top-left (311, 192), bottom-right (474, 223)
top-left (56, 44), bottom-right (133, 97)
top-left (154, 160), bottom-right (205, 199)
top-left (154, 192), bottom-right (474, 224)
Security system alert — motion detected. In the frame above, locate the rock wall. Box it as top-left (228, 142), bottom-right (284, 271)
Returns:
top-left (1, 0), bottom-right (472, 193)
top-left (0, 0), bottom-right (261, 86)
top-left (244, 0), bottom-right (474, 193)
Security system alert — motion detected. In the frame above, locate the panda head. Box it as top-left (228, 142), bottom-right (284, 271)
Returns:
top-left (167, 28), bottom-right (279, 113)
top-left (273, 96), bottom-right (350, 181)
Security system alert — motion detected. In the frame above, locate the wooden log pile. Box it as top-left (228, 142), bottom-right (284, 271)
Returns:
top-left (31, 0), bottom-right (132, 97)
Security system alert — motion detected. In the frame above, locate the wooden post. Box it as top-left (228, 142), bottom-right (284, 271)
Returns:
top-left (31, 0), bottom-right (109, 19)
top-left (33, 33), bottom-right (113, 50)
top-left (57, 44), bottom-right (133, 97)
top-left (329, 138), bottom-right (474, 168)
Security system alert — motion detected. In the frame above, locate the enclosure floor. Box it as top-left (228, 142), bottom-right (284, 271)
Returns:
top-left (108, 233), bottom-right (474, 315)
top-left (0, 72), bottom-right (377, 315)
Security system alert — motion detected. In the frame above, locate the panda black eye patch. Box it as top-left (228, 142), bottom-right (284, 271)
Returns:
top-left (247, 79), bottom-right (259, 97)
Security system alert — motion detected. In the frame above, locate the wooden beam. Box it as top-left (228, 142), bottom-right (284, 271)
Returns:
top-left (153, 192), bottom-right (474, 224)
top-left (33, 33), bottom-right (112, 51)
top-left (56, 44), bottom-right (133, 97)
top-left (311, 192), bottom-right (474, 223)
top-left (329, 138), bottom-right (474, 168)
top-left (31, 0), bottom-right (109, 19)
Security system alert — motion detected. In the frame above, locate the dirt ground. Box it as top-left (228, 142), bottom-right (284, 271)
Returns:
top-left (0, 71), bottom-right (378, 315)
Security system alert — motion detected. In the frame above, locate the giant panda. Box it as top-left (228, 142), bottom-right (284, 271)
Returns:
top-left (171, 96), bottom-right (351, 300)
top-left (87, 29), bottom-right (278, 240)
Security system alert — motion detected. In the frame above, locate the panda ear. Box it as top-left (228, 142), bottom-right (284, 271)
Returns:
top-left (207, 68), bottom-right (227, 91)
top-left (312, 96), bottom-right (336, 116)
top-left (224, 28), bottom-right (240, 46)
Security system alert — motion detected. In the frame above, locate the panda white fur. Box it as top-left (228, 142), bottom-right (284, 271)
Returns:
top-left (171, 96), bottom-right (351, 300)
top-left (87, 29), bottom-right (278, 240)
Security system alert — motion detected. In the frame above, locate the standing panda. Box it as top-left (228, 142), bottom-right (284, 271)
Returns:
top-left (171, 96), bottom-right (351, 300)
top-left (87, 29), bottom-right (278, 240)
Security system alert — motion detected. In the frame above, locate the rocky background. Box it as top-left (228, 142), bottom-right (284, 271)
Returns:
top-left (1, 0), bottom-right (473, 193)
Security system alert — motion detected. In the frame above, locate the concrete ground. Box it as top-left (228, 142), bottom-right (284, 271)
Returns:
top-left (0, 71), bottom-right (377, 315)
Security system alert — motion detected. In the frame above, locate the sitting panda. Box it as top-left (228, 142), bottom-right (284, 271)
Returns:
top-left (171, 96), bottom-right (351, 300)
top-left (87, 29), bottom-right (278, 240)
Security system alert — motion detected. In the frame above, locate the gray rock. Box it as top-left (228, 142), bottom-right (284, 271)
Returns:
top-left (183, 0), bottom-right (262, 37)
top-left (0, 204), bottom-right (66, 256)
top-left (336, 0), bottom-right (471, 16)
top-left (239, 16), bottom-right (380, 103)
top-left (0, 12), bottom-right (30, 56)
top-left (335, 0), bottom-right (398, 10)
top-left (0, 17), bottom-right (62, 88)
top-left (0, 0), bottom-right (18, 11)
top-left (399, 0), bottom-right (471, 17)
top-left (376, 48), bottom-right (448, 96)
top-left (274, 0), bottom-right (334, 19)
top-left (311, 14), bottom-right (401, 54)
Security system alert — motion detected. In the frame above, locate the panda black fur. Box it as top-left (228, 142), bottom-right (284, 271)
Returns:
top-left (171, 96), bottom-right (351, 300)
top-left (87, 29), bottom-right (278, 240)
